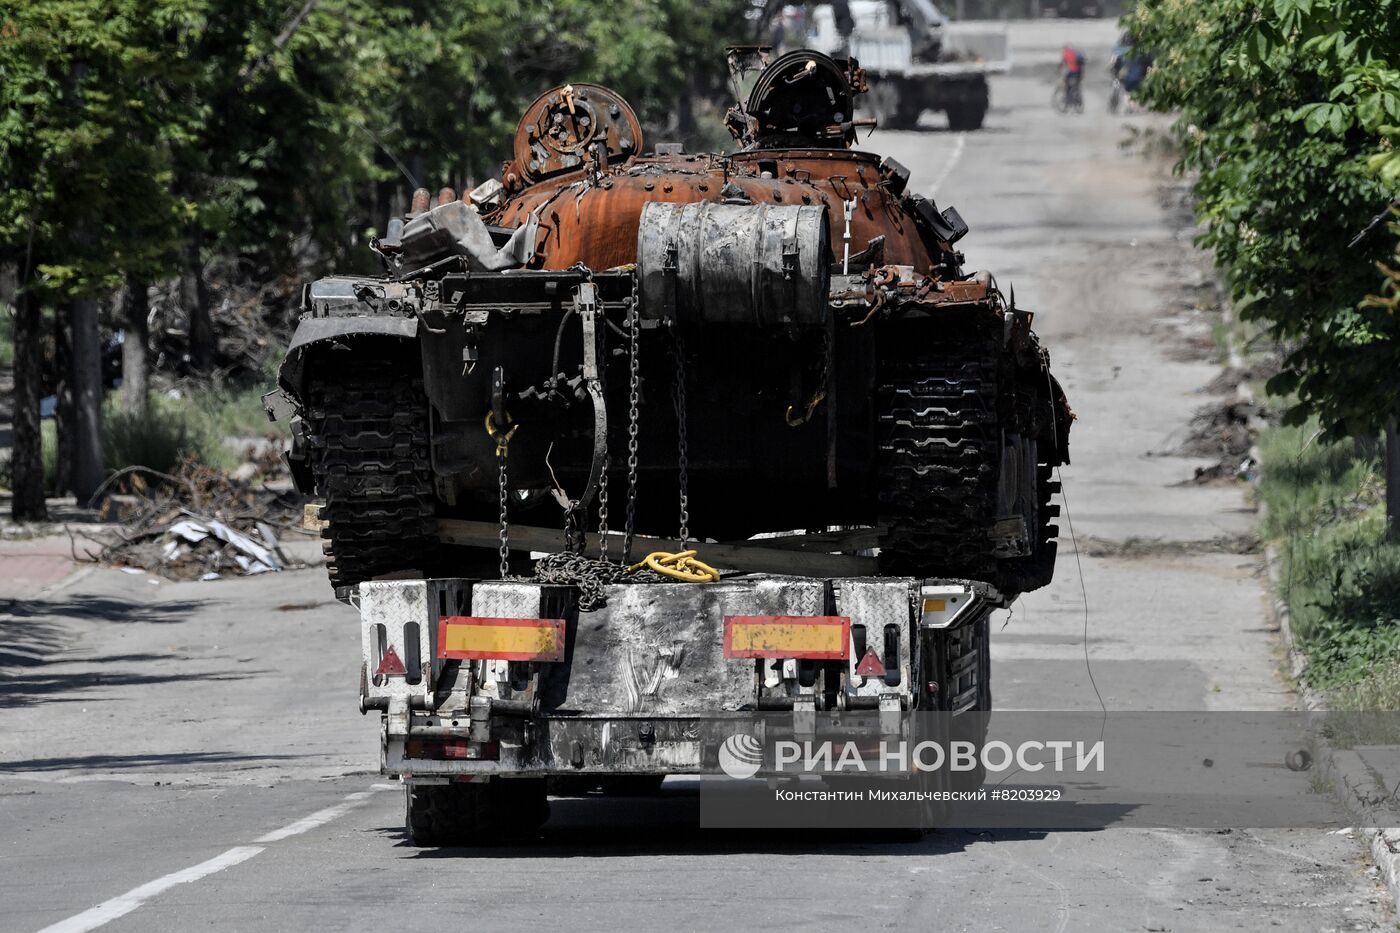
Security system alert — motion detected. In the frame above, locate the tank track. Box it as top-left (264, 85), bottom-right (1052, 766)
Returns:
top-left (875, 347), bottom-right (1001, 582)
top-left (876, 337), bottom-right (1061, 596)
top-left (305, 362), bottom-right (437, 590)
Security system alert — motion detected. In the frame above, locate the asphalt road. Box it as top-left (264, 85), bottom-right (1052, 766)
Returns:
top-left (2, 19), bottom-right (1392, 933)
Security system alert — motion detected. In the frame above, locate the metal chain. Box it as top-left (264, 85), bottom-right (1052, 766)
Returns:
top-left (563, 503), bottom-right (582, 554)
top-left (497, 442), bottom-right (510, 578)
top-left (672, 325), bottom-right (691, 548)
top-left (533, 551), bottom-right (665, 612)
top-left (595, 297), bottom-right (610, 562)
top-left (624, 277), bottom-right (642, 564)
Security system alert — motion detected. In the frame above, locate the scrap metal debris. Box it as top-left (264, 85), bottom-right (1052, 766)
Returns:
top-left (84, 458), bottom-right (311, 580)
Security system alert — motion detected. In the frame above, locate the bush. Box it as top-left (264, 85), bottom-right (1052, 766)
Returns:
top-left (103, 395), bottom-right (230, 475)
top-left (1259, 422), bottom-right (1400, 695)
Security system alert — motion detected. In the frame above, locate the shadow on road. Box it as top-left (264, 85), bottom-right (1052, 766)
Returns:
top-left (0, 667), bottom-right (262, 708)
top-left (2, 593), bottom-right (207, 627)
top-left (374, 787), bottom-right (1106, 858)
top-left (0, 751), bottom-right (306, 772)
top-left (0, 593), bottom-right (235, 707)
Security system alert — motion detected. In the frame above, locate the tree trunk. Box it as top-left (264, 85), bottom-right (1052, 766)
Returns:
top-left (185, 234), bottom-right (213, 373)
top-left (70, 295), bottom-right (105, 502)
top-left (121, 277), bottom-right (150, 416)
top-left (1386, 417), bottom-right (1400, 544)
top-left (54, 314), bottom-right (74, 496)
top-left (10, 285), bottom-right (49, 521)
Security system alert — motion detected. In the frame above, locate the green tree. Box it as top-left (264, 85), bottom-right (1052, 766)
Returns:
top-left (1128, 0), bottom-right (1400, 531)
top-left (2, 0), bottom-right (746, 519)
top-left (0, 1), bottom-right (199, 510)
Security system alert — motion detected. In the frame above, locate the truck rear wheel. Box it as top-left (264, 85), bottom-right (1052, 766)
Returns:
top-left (946, 101), bottom-right (987, 132)
top-left (405, 778), bottom-right (550, 846)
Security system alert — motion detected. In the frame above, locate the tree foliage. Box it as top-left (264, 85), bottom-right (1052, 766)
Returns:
top-left (1127, 0), bottom-right (1400, 438)
top-left (0, 0), bottom-right (746, 515)
top-left (0, 0), bottom-right (747, 296)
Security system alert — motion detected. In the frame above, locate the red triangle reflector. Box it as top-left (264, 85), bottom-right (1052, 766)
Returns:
top-left (855, 648), bottom-right (885, 677)
top-left (376, 646), bottom-right (407, 677)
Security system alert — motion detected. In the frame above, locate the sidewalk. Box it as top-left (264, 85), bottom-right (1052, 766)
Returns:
top-left (0, 535), bottom-right (89, 600)
top-left (0, 494), bottom-right (115, 599)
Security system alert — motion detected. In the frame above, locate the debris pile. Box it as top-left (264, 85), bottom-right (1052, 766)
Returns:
top-left (1173, 400), bottom-right (1272, 484)
top-left (88, 458), bottom-right (312, 580)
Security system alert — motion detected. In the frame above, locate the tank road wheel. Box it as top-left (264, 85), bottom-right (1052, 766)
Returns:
top-left (405, 779), bottom-right (550, 847)
top-left (304, 358), bottom-right (437, 591)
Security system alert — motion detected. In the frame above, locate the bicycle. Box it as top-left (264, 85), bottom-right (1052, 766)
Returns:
top-left (1107, 75), bottom-right (1124, 114)
top-left (1052, 75), bottom-right (1084, 113)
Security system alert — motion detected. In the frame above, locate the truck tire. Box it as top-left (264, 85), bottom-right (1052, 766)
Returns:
top-left (598, 775), bottom-right (666, 796)
top-left (548, 775), bottom-right (666, 797)
top-left (890, 92), bottom-right (925, 131)
top-left (946, 101), bottom-right (987, 132)
top-left (405, 779), bottom-right (550, 846)
top-left (935, 610), bottom-right (991, 790)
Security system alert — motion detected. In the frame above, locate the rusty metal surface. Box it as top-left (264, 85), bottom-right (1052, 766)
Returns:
top-left (494, 149), bottom-right (940, 273)
top-left (511, 82), bottom-right (642, 186)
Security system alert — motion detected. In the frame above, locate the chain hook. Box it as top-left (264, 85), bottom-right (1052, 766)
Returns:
top-left (484, 410), bottom-right (518, 457)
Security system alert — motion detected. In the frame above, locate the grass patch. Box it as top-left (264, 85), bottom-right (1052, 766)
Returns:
top-left (1259, 421), bottom-right (1400, 703)
top-left (0, 307), bottom-right (13, 368)
top-left (104, 394), bottom-right (232, 475)
top-left (2, 377), bottom-right (280, 498)
top-left (189, 383), bottom-right (275, 439)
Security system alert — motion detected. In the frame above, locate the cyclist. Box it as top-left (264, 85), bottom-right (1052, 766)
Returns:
top-left (1108, 34), bottom-right (1152, 112)
top-left (1061, 45), bottom-right (1087, 107)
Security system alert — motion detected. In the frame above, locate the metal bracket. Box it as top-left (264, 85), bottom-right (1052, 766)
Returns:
top-left (781, 235), bottom-right (799, 280)
top-left (879, 693), bottom-right (902, 737)
top-left (793, 693), bottom-right (816, 737)
top-left (575, 284), bottom-right (608, 514)
top-left (387, 695), bottom-right (410, 738)
top-left (468, 695), bottom-right (492, 743)
top-left (260, 388), bottom-right (296, 423)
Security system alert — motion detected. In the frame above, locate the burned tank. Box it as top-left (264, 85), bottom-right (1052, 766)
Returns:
top-left (271, 50), bottom-right (1072, 599)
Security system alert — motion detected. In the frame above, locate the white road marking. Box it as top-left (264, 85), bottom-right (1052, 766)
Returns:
top-left (255, 790), bottom-right (380, 843)
top-left (929, 131), bottom-right (967, 197)
top-left (35, 846), bottom-right (265, 933)
top-left (34, 785), bottom-right (393, 933)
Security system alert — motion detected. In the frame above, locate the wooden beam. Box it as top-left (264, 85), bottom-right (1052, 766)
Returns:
top-left (726, 528), bottom-right (882, 552)
top-left (435, 519), bottom-right (877, 578)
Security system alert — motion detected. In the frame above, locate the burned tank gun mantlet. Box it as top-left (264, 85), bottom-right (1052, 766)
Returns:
top-left (273, 49), bottom-right (1072, 599)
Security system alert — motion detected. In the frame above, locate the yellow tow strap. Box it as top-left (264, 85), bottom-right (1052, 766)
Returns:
top-left (630, 549), bottom-right (720, 583)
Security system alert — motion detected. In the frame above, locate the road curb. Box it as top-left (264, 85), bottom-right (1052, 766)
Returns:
top-left (1263, 540), bottom-right (1400, 914)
